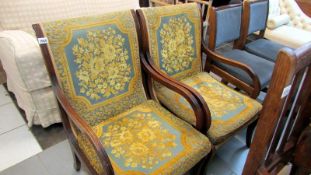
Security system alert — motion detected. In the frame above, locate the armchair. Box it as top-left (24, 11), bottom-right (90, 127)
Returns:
top-left (0, 0), bottom-right (140, 127)
top-left (207, 4), bottom-right (274, 98)
top-left (137, 3), bottom-right (262, 146)
top-left (237, 0), bottom-right (289, 62)
top-left (33, 10), bottom-right (212, 175)
top-left (264, 0), bottom-right (311, 48)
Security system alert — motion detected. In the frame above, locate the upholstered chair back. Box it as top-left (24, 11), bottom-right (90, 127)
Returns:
top-left (247, 0), bottom-right (269, 34)
top-left (139, 3), bottom-right (202, 80)
top-left (39, 11), bottom-right (146, 126)
top-left (212, 5), bottom-right (243, 48)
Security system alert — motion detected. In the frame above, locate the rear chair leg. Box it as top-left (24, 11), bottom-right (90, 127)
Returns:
top-left (246, 120), bottom-right (258, 148)
top-left (73, 152), bottom-right (81, 171)
top-left (193, 147), bottom-right (216, 175)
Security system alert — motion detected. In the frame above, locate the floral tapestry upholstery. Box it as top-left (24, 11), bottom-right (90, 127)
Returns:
top-left (141, 3), bottom-right (202, 81)
top-left (93, 100), bottom-right (211, 174)
top-left (156, 72), bottom-right (262, 144)
top-left (41, 11), bottom-right (146, 126)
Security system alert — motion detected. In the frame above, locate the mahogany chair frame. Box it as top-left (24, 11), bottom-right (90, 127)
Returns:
top-left (33, 10), bottom-right (211, 175)
top-left (235, 0), bottom-right (270, 49)
top-left (243, 42), bottom-right (311, 175)
top-left (136, 5), bottom-right (259, 147)
top-left (206, 4), bottom-right (262, 98)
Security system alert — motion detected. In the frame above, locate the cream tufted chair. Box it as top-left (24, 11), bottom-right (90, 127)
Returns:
top-left (265, 0), bottom-right (311, 48)
top-left (0, 0), bottom-right (140, 127)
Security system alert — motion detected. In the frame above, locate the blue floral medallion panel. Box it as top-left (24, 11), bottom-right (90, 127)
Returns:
top-left (65, 25), bottom-right (134, 105)
top-left (157, 14), bottom-right (197, 76)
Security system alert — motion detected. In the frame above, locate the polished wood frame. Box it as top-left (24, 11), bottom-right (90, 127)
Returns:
top-left (243, 43), bottom-right (311, 175)
top-left (296, 0), bottom-right (311, 17)
top-left (207, 4), bottom-right (261, 98)
top-left (136, 5), bottom-right (260, 147)
top-left (33, 10), bottom-right (211, 175)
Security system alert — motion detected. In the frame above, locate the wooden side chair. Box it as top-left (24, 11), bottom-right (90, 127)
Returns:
top-left (236, 0), bottom-right (290, 62)
top-left (206, 3), bottom-right (275, 98)
top-left (137, 3), bottom-right (262, 146)
top-left (32, 10), bottom-right (212, 175)
top-left (243, 42), bottom-right (311, 175)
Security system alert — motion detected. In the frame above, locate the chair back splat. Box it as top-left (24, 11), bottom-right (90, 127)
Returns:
top-left (243, 42), bottom-right (311, 175)
top-left (208, 4), bottom-right (243, 50)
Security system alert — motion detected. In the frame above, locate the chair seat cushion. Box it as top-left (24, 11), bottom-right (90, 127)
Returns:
top-left (219, 49), bottom-right (275, 88)
top-left (90, 100), bottom-right (211, 175)
top-left (245, 38), bottom-right (288, 62)
top-left (156, 72), bottom-right (262, 144)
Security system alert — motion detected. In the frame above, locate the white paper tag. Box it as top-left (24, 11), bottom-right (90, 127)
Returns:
top-left (38, 37), bottom-right (48, 44)
top-left (281, 85), bottom-right (292, 98)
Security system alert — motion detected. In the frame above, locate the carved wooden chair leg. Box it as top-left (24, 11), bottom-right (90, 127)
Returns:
top-left (246, 120), bottom-right (258, 148)
top-left (72, 151), bottom-right (81, 171)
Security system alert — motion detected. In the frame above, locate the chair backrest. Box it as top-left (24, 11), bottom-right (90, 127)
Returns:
top-left (236, 0), bottom-right (269, 48)
top-left (138, 3), bottom-right (202, 80)
top-left (243, 42), bottom-right (311, 174)
top-left (34, 11), bottom-right (147, 126)
top-left (208, 4), bottom-right (243, 50)
top-left (246, 0), bottom-right (269, 35)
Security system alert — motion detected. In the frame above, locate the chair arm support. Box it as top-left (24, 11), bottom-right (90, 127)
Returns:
top-left (141, 53), bottom-right (211, 133)
top-left (53, 82), bottom-right (114, 175)
top-left (202, 44), bottom-right (261, 96)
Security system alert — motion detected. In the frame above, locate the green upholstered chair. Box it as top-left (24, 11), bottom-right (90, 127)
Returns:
top-left (237, 0), bottom-right (290, 62)
top-left (33, 10), bottom-right (212, 175)
top-left (137, 3), bottom-right (262, 146)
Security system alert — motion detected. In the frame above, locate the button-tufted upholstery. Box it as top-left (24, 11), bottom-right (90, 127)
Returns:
top-left (265, 0), bottom-right (311, 48)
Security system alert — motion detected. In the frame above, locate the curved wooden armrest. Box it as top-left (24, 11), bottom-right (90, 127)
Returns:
top-left (53, 83), bottom-right (114, 175)
top-left (202, 43), bottom-right (261, 96)
top-left (140, 53), bottom-right (211, 133)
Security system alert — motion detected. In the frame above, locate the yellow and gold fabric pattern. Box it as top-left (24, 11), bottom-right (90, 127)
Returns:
top-left (91, 100), bottom-right (211, 174)
top-left (141, 3), bottom-right (202, 81)
top-left (156, 72), bottom-right (262, 144)
top-left (41, 11), bottom-right (146, 126)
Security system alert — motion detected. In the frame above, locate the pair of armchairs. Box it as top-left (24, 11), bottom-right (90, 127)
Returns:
top-left (206, 0), bottom-right (288, 98)
top-left (34, 3), bottom-right (262, 175)
top-left (265, 0), bottom-right (311, 48)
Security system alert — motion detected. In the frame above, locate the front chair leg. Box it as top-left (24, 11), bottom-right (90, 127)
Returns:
top-left (246, 120), bottom-right (258, 148)
top-left (192, 147), bottom-right (216, 175)
top-left (73, 152), bottom-right (81, 171)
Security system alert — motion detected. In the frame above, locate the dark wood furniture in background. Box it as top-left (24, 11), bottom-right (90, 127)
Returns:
top-left (243, 42), bottom-right (311, 175)
top-left (296, 0), bottom-right (311, 17)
